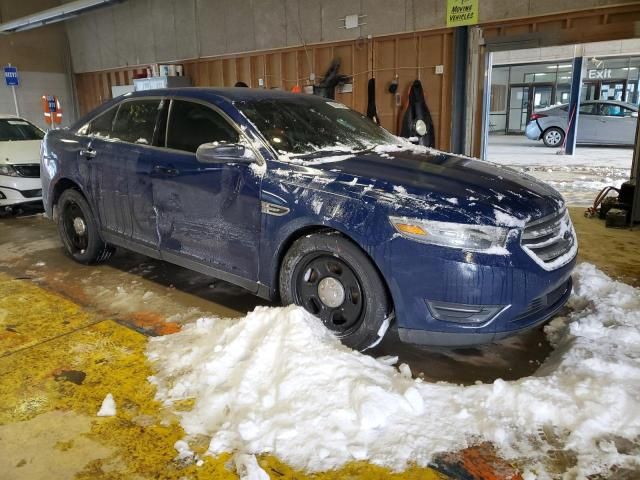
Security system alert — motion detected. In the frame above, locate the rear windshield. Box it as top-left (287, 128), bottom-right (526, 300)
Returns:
top-left (0, 119), bottom-right (44, 141)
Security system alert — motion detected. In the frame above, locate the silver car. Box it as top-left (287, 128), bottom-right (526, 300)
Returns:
top-left (525, 100), bottom-right (638, 148)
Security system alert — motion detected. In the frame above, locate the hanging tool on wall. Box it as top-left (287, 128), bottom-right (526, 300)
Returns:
top-left (366, 78), bottom-right (379, 124)
top-left (313, 58), bottom-right (349, 100)
top-left (399, 79), bottom-right (435, 148)
top-left (388, 74), bottom-right (399, 94)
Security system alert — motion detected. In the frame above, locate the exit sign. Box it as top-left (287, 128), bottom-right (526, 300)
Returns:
top-left (4, 66), bottom-right (18, 86)
top-left (588, 69), bottom-right (612, 80)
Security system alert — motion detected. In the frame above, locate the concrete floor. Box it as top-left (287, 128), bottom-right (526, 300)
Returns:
top-left (1, 208), bottom-right (639, 479)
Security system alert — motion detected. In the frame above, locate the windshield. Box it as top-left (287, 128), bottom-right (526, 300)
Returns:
top-left (236, 97), bottom-right (398, 155)
top-left (0, 119), bottom-right (44, 141)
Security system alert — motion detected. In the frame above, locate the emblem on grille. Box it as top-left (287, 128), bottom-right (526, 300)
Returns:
top-left (261, 201), bottom-right (290, 217)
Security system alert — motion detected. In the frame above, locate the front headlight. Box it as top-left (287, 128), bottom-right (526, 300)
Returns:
top-left (0, 164), bottom-right (18, 177)
top-left (389, 216), bottom-right (509, 253)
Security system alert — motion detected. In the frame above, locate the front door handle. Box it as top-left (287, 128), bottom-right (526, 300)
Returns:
top-left (79, 148), bottom-right (96, 159)
top-left (152, 165), bottom-right (180, 177)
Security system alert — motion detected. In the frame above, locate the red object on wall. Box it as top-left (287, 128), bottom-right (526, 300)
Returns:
top-left (41, 95), bottom-right (63, 126)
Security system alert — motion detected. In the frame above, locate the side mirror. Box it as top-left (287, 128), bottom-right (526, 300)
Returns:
top-left (195, 143), bottom-right (255, 163)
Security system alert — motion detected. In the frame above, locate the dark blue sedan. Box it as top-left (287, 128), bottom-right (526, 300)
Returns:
top-left (41, 88), bottom-right (577, 349)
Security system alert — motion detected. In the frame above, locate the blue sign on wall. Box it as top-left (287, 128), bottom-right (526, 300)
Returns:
top-left (4, 66), bottom-right (19, 86)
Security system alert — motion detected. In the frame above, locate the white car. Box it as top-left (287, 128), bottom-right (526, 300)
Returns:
top-left (0, 115), bottom-right (45, 212)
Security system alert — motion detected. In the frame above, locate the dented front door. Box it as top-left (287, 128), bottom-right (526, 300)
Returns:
top-left (151, 150), bottom-right (262, 281)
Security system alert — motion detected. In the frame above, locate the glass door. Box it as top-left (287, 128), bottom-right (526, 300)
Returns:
top-left (508, 86), bottom-right (529, 133)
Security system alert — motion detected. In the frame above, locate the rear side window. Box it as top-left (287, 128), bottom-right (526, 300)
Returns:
top-left (166, 100), bottom-right (239, 153)
top-left (112, 99), bottom-right (162, 145)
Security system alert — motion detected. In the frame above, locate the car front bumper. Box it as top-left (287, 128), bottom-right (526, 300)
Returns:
top-left (376, 236), bottom-right (577, 347)
top-left (0, 176), bottom-right (43, 208)
top-left (525, 121), bottom-right (542, 141)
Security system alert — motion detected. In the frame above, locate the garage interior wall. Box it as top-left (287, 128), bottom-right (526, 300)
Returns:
top-left (75, 31), bottom-right (454, 148)
top-left (65, 0), bottom-right (640, 149)
top-left (0, 0), bottom-right (75, 129)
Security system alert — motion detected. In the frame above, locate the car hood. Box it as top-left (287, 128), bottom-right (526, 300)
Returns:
top-left (275, 145), bottom-right (564, 227)
top-left (0, 140), bottom-right (42, 165)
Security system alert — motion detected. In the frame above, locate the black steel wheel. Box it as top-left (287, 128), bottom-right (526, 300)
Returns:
top-left (57, 189), bottom-right (114, 264)
top-left (292, 253), bottom-right (364, 335)
top-left (280, 231), bottom-right (392, 350)
top-left (61, 200), bottom-right (89, 254)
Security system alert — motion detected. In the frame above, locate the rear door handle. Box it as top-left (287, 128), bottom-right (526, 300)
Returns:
top-left (80, 148), bottom-right (96, 159)
top-left (152, 165), bottom-right (180, 177)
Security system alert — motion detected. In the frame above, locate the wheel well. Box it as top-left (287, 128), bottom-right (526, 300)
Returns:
top-left (51, 178), bottom-right (84, 220)
top-left (543, 126), bottom-right (565, 136)
top-left (274, 226), bottom-right (394, 315)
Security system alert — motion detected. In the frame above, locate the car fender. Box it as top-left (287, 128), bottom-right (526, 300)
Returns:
top-left (259, 185), bottom-right (393, 296)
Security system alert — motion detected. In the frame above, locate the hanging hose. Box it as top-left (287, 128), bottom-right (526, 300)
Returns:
top-left (585, 186), bottom-right (621, 217)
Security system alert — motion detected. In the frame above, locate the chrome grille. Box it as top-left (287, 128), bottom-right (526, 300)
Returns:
top-left (13, 164), bottom-right (40, 178)
top-left (521, 209), bottom-right (576, 269)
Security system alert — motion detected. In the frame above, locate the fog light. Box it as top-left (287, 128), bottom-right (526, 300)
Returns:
top-left (426, 300), bottom-right (508, 324)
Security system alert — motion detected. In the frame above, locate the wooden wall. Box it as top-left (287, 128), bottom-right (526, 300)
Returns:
top-left (74, 29), bottom-right (454, 150)
top-left (482, 3), bottom-right (640, 47)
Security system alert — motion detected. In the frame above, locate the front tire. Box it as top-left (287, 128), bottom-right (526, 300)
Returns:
top-left (57, 189), bottom-right (114, 264)
top-left (279, 232), bottom-right (391, 350)
top-left (542, 127), bottom-right (565, 147)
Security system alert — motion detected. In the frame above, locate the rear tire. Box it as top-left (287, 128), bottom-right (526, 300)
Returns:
top-left (57, 189), bottom-right (114, 264)
top-left (279, 231), bottom-right (392, 350)
top-left (542, 127), bottom-right (565, 148)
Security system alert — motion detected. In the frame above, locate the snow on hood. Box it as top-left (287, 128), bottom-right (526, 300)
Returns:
top-left (147, 263), bottom-right (640, 477)
top-left (0, 140), bottom-right (42, 165)
top-left (271, 142), bottom-right (564, 226)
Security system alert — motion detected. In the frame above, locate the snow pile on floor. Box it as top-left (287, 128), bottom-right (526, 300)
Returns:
top-left (97, 393), bottom-right (116, 417)
top-left (147, 263), bottom-right (640, 477)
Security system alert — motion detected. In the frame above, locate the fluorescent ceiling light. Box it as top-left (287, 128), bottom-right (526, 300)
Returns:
top-left (0, 0), bottom-right (120, 33)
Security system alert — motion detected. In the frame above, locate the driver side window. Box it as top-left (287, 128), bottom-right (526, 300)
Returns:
top-left (166, 100), bottom-right (239, 153)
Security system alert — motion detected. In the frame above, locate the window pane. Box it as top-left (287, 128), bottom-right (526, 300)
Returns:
top-left (167, 101), bottom-right (239, 153)
top-left (112, 100), bottom-right (162, 144)
top-left (601, 104), bottom-right (633, 117)
top-left (579, 103), bottom-right (595, 115)
top-left (510, 63), bottom-right (557, 84)
top-left (87, 107), bottom-right (118, 138)
top-left (490, 67), bottom-right (508, 113)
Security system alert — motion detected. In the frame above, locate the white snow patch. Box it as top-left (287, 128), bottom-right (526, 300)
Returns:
top-left (393, 185), bottom-right (407, 195)
top-left (147, 265), bottom-right (640, 476)
top-left (249, 161), bottom-right (266, 176)
top-left (445, 197), bottom-right (458, 205)
top-left (97, 393), bottom-right (116, 417)
top-left (494, 209), bottom-right (527, 228)
top-left (234, 453), bottom-right (270, 480)
top-left (311, 197), bottom-right (323, 215)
